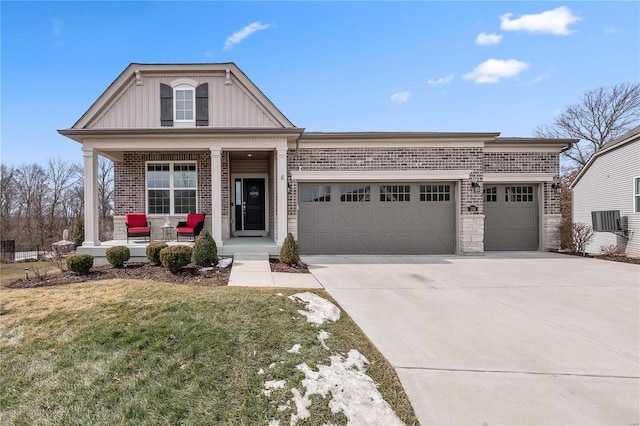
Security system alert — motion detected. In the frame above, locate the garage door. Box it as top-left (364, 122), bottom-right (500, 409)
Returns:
top-left (298, 182), bottom-right (455, 254)
top-left (484, 184), bottom-right (539, 250)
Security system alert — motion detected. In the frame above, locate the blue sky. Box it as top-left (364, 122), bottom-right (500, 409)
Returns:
top-left (1, 1), bottom-right (638, 166)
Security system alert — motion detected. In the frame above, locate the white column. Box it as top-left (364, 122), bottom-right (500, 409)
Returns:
top-left (276, 146), bottom-right (288, 245)
top-left (210, 147), bottom-right (223, 247)
top-left (82, 147), bottom-right (100, 246)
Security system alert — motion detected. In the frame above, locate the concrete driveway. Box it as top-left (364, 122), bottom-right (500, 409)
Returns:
top-left (304, 252), bottom-right (640, 425)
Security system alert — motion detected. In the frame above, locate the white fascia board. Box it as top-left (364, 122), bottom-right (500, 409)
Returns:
top-left (290, 170), bottom-right (473, 182)
top-left (483, 145), bottom-right (564, 153)
top-left (84, 137), bottom-right (289, 151)
top-left (290, 140), bottom-right (485, 149)
top-left (483, 173), bottom-right (555, 183)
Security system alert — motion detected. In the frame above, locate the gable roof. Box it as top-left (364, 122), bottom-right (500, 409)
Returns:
top-left (70, 62), bottom-right (296, 129)
top-left (570, 125), bottom-right (640, 189)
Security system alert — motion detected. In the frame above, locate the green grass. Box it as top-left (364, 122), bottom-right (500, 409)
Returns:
top-left (0, 280), bottom-right (418, 425)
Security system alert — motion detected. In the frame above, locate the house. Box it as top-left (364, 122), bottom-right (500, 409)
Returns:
top-left (58, 63), bottom-right (573, 258)
top-left (570, 125), bottom-right (640, 257)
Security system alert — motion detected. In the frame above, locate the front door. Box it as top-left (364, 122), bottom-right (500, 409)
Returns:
top-left (234, 178), bottom-right (266, 233)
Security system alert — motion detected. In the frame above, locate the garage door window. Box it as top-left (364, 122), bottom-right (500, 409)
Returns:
top-left (340, 185), bottom-right (370, 202)
top-left (380, 185), bottom-right (410, 202)
top-left (420, 184), bottom-right (451, 202)
top-left (484, 186), bottom-right (497, 202)
top-left (300, 185), bottom-right (331, 203)
top-left (506, 186), bottom-right (533, 202)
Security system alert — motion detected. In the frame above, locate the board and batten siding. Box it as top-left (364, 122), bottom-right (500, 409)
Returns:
top-left (572, 141), bottom-right (640, 257)
top-left (89, 75), bottom-right (281, 129)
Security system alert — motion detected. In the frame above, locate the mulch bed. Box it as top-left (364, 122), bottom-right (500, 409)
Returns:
top-left (6, 258), bottom-right (310, 289)
top-left (7, 262), bottom-right (232, 289)
top-left (269, 258), bottom-right (310, 273)
top-left (560, 252), bottom-right (640, 265)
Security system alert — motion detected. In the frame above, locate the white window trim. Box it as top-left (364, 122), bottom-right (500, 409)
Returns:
top-left (174, 85), bottom-right (195, 123)
top-left (146, 161), bottom-right (198, 215)
top-left (634, 176), bottom-right (640, 213)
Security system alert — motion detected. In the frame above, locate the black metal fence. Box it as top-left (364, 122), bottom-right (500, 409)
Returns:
top-left (1, 240), bottom-right (42, 263)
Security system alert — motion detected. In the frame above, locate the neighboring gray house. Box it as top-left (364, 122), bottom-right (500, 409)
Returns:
top-left (59, 63), bottom-right (572, 257)
top-left (570, 125), bottom-right (640, 257)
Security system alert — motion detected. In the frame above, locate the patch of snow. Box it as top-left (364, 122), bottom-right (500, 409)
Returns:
top-left (293, 349), bottom-right (405, 426)
top-left (268, 420), bottom-right (280, 426)
top-left (287, 344), bottom-right (302, 353)
top-left (258, 368), bottom-right (264, 375)
top-left (216, 258), bottom-right (233, 268)
top-left (317, 330), bottom-right (330, 350)
top-left (269, 362), bottom-right (277, 369)
top-left (288, 292), bottom-right (341, 325)
top-left (276, 292), bottom-right (284, 296)
top-left (264, 379), bottom-right (286, 397)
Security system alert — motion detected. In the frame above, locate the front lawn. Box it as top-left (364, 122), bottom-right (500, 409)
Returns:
top-left (0, 281), bottom-right (418, 425)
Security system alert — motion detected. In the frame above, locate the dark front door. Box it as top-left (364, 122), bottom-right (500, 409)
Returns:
top-left (235, 178), bottom-right (265, 231)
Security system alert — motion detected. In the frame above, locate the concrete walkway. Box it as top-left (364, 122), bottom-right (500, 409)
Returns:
top-left (228, 253), bottom-right (323, 288)
top-left (304, 252), bottom-right (640, 425)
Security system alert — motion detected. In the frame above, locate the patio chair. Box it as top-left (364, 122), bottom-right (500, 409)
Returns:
top-left (125, 213), bottom-right (151, 243)
top-left (176, 213), bottom-right (206, 241)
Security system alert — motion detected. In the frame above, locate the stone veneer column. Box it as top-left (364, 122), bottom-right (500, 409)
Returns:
top-left (82, 147), bottom-right (100, 246)
top-left (543, 214), bottom-right (562, 251)
top-left (276, 146), bottom-right (288, 245)
top-left (210, 147), bottom-right (223, 247)
top-left (460, 215), bottom-right (484, 254)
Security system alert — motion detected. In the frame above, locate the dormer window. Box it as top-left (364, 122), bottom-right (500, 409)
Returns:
top-left (175, 86), bottom-right (194, 122)
top-left (160, 82), bottom-right (208, 127)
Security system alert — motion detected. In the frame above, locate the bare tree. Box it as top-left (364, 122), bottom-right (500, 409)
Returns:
top-left (45, 158), bottom-right (82, 242)
top-left (536, 82), bottom-right (640, 171)
top-left (14, 164), bottom-right (48, 245)
top-left (97, 156), bottom-right (114, 240)
top-left (0, 164), bottom-right (17, 240)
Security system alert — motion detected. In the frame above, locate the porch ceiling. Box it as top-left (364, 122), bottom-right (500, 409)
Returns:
top-left (228, 151), bottom-right (272, 160)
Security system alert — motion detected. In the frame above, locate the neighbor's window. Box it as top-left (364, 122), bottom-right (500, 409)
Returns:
top-left (635, 177), bottom-right (640, 213)
top-left (420, 184), bottom-right (451, 202)
top-left (340, 185), bottom-right (370, 202)
top-left (175, 86), bottom-right (194, 121)
top-left (380, 185), bottom-right (410, 202)
top-left (506, 186), bottom-right (533, 202)
top-left (146, 162), bottom-right (197, 214)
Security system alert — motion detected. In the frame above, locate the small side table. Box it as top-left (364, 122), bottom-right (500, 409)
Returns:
top-left (161, 226), bottom-right (174, 242)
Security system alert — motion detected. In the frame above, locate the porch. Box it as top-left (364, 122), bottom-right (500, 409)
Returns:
top-left (78, 237), bottom-right (280, 266)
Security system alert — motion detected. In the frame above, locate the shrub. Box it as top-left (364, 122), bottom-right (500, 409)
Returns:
top-left (192, 230), bottom-right (218, 266)
top-left (106, 246), bottom-right (130, 267)
top-left (146, 242), bottom-right (168, 265)
top-left (160, 245), bottom-right (192, 273)
top-left (67, 254), bottom-right (94, 274)
top-left (572, 222), bottom-right (594, 255)
top-left (600, 244), bottom-right (623, 256)
top-left (72, 220), bottom-right (84, 248)
top-left (279, 233), bottom-right (300, 266)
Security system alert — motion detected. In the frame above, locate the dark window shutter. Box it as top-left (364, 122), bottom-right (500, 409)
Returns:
top-left (196, 83), bottom-right (209, 126)
top-left (160, 83), bottom-right (173, 126)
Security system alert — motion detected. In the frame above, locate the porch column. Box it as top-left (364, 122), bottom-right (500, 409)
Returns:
top-left (276, 146), bottom-right (288, 245)
top-left (82, 146), bottom-right (100, 246)
top-left (210, 147), bottom-right (223, 247)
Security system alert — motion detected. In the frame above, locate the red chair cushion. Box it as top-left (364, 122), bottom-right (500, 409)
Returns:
top-left (176, 227), bottom-right (193, 234)
top-left (128, 227), bottom-right (150, 235)
top-left (126, 214), bottom-right (147, 227)
top-left (186, 213), bottom-right (205, 228)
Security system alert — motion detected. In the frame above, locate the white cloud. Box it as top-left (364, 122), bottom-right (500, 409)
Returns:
top-left (499, 6), bottom-right (581, 35)
top-left (390, 91), bottom-right (410, 103)
top-left (51, 18), bottom-right (63, 36)
top-left (224, 22), bottom-right (271, 50)
top-left (427, 75), bottom-right (454, 86)
top-left (463, 59), bottom-right (529, 84)
top-left (476, 32), bottom-right (503, 45)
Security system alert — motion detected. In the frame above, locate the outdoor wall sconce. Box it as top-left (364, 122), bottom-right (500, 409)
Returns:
top-left (468, 205), bottom-right (478, 212)
top-left (551, 183), bottom-right (562, 194)
top-left (471, 181), bottom-right (481, 193)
